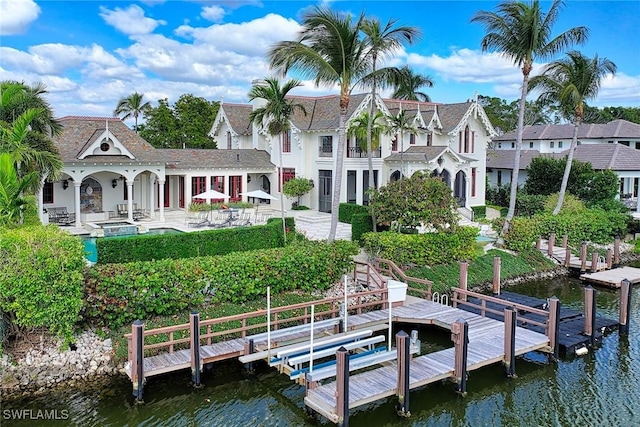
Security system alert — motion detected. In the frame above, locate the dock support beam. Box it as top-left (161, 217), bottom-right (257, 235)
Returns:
top-left (396, 331), bottom-right (411, 418)
top-left (606, 249), bottom-right (613, 269)
top-left (244, 339), bottom-right (255, 373)
top-left (564, 248), bottom-right (572, 268)
top-left (336, 346), bottom-right (349, 427)
top-left (619, 279), bottom-right (632, 336)
top-left (548, 233), bottom-right (556, 256)
top-left (459, 261), bottom-right (468, 302)
top-left (590, 252), bottom-right (599, 273)
top-left (583, 287), bottom-right (597, 346)
top-left (561, 234), bottom-right (568, 248)
top-left (580, 242), bottom-right (588, 273)
top-left (131, 320), bottom-right (145, 402)
top-left (503, 307), bottom-right (517, 378)
top-left (492, 256), bottom-right (501, 296)
top-left (190, 311), bottom-right (202, 387)
top-left (548, 297), bottom-right (561, 359)
top-left (452, 319), bottom-right (469, 396)
top-left (613, 236), bottom-right (620, 268)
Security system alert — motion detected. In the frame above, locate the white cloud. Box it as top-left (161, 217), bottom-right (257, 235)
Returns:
top-left (201, 6), bottom-right (226, 23)
top-left (0, 0), bottom-right (40, 35)
top-left (99, 4), bottom-right (166, 36)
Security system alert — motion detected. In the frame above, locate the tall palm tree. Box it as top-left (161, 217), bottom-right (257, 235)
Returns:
top-left (361, 18), bottom-right (420, 231)
top-left (471, 0), bottom-right (588, 241)
top-left (113, 92), bottom-right (152, 132)
top-left (391, 65), bottom-right (435, 102)
top-left (269, 6), bottom-right (372, 243)
top-left (530, 51), bottom-right (616, 214)
top-left (1, 80), bottom-right (62, 136)
top-left (248, 77), bottom-right (307, 243)
top-left (386, 107), bottom-right (419, 182)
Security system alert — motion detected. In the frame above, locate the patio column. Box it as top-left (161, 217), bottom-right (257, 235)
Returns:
top-left (158, 179), bottom-right (165, 222)
top-left (465, 173), bottom-right (471, 209)
top-left (73, 181), bottom-right (82, 227)
top-left (148, 175), bottom-right (155, 219)
top-left (126, 180), bottom-right (134, 222)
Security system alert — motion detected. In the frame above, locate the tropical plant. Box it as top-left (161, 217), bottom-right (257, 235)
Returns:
top-left (348, 110), bottom-right (385, 152)
top-left (361, 19), bottom-right (420, 232)
top-left (391, 65), bottom-right (435, 102)
top-left (248, 77), bottom-right (307, 243)
top-left (269, 7), bottom-right (377, 242)
top-left (385, 107), bottom-right (419, 180)
top-left (471, 0), bottom-right (588, 242)
top-left (282, 177), bottom-right (313, 207)
top-left (529, 51), bottom-right (616, 214)
top-left (0, 80), bottom-right (62, 136)
top-left (113, 92), bottom-right (152, 132)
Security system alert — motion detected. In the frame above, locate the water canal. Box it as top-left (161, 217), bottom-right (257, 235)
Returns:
top-left (3, 273), bottom-right (640, 426)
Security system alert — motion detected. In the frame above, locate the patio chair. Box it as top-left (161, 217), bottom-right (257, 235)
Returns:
top-left (116, 204), bottom-right (128, 218)
top-left (187, 211), bottom-right (210, 228)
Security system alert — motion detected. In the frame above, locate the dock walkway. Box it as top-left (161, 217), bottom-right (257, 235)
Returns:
top-left (580, 267), bottom-right (640, 288)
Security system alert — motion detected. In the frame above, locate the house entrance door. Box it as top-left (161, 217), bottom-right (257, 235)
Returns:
top-left (318, 170), bottom-right (332, 213)
top-left (454, 171), bottom-right (466, 207)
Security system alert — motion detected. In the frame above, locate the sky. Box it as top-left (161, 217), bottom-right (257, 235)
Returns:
top-left (1, 0), bottom-right (639, 124)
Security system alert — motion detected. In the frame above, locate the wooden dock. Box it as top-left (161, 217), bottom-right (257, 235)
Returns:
top-left (580, 266), bottom-right (640, 288)
top-left (537, 238), bottom-right (607, 271)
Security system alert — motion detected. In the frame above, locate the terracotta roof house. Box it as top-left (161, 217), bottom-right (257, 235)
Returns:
top-left (210, 93), bottom-right (496, 214)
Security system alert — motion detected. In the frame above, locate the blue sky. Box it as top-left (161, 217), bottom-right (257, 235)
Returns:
top-left (1, 0), bottom-right (639, 122)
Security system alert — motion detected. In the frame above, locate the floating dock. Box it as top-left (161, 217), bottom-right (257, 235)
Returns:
top-left (580, 266), bottom-right (640, 288)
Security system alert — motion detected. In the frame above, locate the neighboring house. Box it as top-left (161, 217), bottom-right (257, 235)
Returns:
top-left (39, 116), bottom-right (274, 227)
top-left (487, 120), bottom-right (640, 204)
top-left (210, 93), bottom-right (495, 214)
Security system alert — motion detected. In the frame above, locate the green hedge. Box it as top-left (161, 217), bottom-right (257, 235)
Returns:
top-left (97, 218), bottom-right (294, 264)
top-left (339, 203), bottom-right (369, 224)
top-left (471, 206), bottom-right (486, 219)
top-left (83, 240), bottom-right (359, 328)
top-left (500, 209), bottom-right (628, 252)
top-left (361, 226), bottom-right (478, 267)
top-left (0, 226), bottom-right (85, 343)
top-left (351, 213), bottom-right (373, 244)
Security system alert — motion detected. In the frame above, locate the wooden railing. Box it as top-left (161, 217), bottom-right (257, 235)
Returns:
top-left (372, 258), bottom-right (434, 299)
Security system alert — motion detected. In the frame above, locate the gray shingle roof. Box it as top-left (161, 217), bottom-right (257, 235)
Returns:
top-left (486, 149), bottom-right (551, 170)
top-left (161, 148), bottom-right (274, 170)
top-left (385, 145), bottom-right (447, 162)
top-left (492, 119), bottom-right (640, 141)
top-left (436, 102), bottom-right (474, 133)
top-left (220, 104), bottom-right (253, 135)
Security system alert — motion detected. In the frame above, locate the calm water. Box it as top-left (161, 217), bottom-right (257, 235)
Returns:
top-left (3, 273), bottom-right (640, 426)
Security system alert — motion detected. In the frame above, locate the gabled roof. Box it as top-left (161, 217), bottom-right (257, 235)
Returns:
top-left (385, 145), bottom-right (447, 162)
top-left (161, 148), bottom-right (274, 170)
top-left (213, 103), bottom-right (253, 136)
top-left (54, 116), bottom-right (162, 163)
top-left (492, 119), bottom-right (640, 141)
top-left (487, 144), bottom-right (640, 171)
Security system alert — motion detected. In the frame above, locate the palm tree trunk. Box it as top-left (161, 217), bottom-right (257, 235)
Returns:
top-left (367, 83), bottom-right (377, 232)
top-left (279, 133), bottom-right (287, 244)
top-left (499, 71), bottom-right (530, 242)
top-left (328, 103), bottom-right (348, 243)
top-left (553, 118), bottom-right (580, 215)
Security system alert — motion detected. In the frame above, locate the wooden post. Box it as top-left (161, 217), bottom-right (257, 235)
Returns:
top-left (606, 249), bottom-right (613, 269)
top-left (536, 236), bottom-right (542, 251)
top-left (580, 242), bottom-right (587, 273)
top-left (336, 346), bottom-right (349, 427)
top-left (590, 252), bottom-right (598, 273)
top-left (561, 234), bottom-right (568, 248)
top-left (583, 287), bottom-right (597, 346)
top-left (452, 319), bottom-right (469, 396)
top-left (492, 256), bottom-right (501, 296)
top-left (190, 311), bottom-right (202, 387)
top-left (396, 331), bottom-right (411, 418)
top-left (459, 261), bottom-right (468, 302)
top-left (564, 248), bottom-right (572, 268)
top-left (548, 233), bottom-right (556, 256)
top-left (547, 297), bottom-right (561, 359)
top-left (503, 307), bottom-right (517, 378)
top-left (619, 279), bottom-right (633, 336)
top-left (131, 320), bottom-right (145, 401)
top-left (613, 236), bottom-right (620, 268)
top-left (244, 339), bottom-right (255, 373)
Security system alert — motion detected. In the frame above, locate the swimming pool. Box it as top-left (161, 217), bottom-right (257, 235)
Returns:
top-left (82, 228), bottom-right (183, 263)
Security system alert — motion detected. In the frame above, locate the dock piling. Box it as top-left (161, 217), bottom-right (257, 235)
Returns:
top-left (396, 331), bottom-right (411, 418)
top-left (131, 320), bottom-right (145, 402)
top-left (459, 261), bottom-right (468, 302)
top-left (244, 339), bottom-right (255, 373)
top-left (606, 249), bottom-right (613, 269)
top-left (503, 307), bottom-right (517, 378)
top-left (536, 236), bottom-right (542, 251)
top-left (452, 319), bottom-right (469, 396)
top-left (580, 242), bottom-right (588, 273)
top-left (619, 279), bottom-right (632, 335)
top-left (583, 287), bottom-right (597, 346)
top-left (591, 252), bottom-right (599, 273)
top-left (492, 257), bottom-right (501, 296)
top-left (336, 346), bottom-right (350, 427)
top-left (613, 236), bottom-right (620, 268)
top-left (548, 233), bottom-right (556, 256)
top-left (547, 297), bottom-right (561, 359)
top-left (564, 248), bottom-right (571, 268)
top-left (190, 311), bottom-right (202, 387)
top-left (561, 234), bottom-right (568, 248)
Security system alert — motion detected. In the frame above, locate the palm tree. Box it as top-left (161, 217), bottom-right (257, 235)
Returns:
top-left (361, 18), bottom-right (420, 231)
top-left (385, 107), bottom-right (419, 182)
top-left (391, 65), bottom-right (435, 102)
top-left (471, 0), bottom-right (588, 241)
top-left (114, 92), bottom-right (152, 132)
top-left (0, 152), bottom-right (39, 226)
top-left (0, 80), bottom-right (62, 136)
top-left (530, 51), bottom-right (616, 214)
top-left (248, 77), bottom-right (307, 243)
top-left (268, 6), bottom-right (372, 243)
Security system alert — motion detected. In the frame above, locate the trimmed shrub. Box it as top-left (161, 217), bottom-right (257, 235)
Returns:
top-left (351, 213), bottom-right (373, 244)
top-left (97, 218), bottom-right (292, 264)
top-left (83, 240), bottom-right (359, 328)
top-left (338, 203), bottom-right (369, 224)
top-left (361, 226), bottom-right (478, 267)
top-left (0, 226), bottom-right (85, 344)
top-left (471, 205), bottom-right (486, 219)
top-left (515, 193), bottom-right (546, 217)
